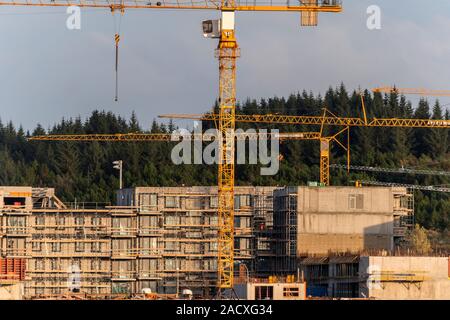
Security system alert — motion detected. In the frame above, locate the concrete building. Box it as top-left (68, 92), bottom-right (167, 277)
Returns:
top-left (300, 255), bottom-right (450, 299)
top-left (360, 256), bottom-right (450, 300)
top-left (273, 186), bottom-right (413, 273)
top-left (300, 255), bottom-right (360, 297)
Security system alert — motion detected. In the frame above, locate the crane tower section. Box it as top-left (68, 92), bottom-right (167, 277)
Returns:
top-left (216, 8), bottom-right (239, 290)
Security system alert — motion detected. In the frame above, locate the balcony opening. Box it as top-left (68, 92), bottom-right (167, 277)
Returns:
top-left (4, 197), bottom-right (26, 206)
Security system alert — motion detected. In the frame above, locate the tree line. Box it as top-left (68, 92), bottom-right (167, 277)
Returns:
top-left (0, 84), bottom-right (448, 232)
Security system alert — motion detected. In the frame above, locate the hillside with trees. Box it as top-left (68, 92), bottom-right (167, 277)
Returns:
top-left (0, 84), bottom-right (449, 234)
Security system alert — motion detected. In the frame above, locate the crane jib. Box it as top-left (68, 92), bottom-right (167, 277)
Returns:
top-left (0, 0), bottom-right (342, 12)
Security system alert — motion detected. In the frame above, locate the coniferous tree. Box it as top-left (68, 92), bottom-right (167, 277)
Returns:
top-left (428, 101), bottom-right (448, 159)
top-left (411, 99), bottom-right (432, 157)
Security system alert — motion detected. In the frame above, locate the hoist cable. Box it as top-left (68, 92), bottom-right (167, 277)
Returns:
top-left (112, 1), bottom-right (124, 102)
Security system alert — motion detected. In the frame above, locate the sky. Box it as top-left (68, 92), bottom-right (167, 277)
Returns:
top-left (1, 0), bottom-right (450, 131)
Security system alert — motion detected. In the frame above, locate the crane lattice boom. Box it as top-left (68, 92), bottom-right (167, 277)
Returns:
top-left (27, 132), bottom-right (321, 141)
top-left (0, 0), bottom-right (342, 12)
top-left (159, 113), bottom-right (450, 128)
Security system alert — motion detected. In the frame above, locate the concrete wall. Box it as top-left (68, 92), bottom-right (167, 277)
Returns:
top-left (297, 187), bottom-right (394, 214)
top-left (359, 256), bottom-right (450, 300)
top-left (295, 187), bottom-right (396, 255)
top-left (297, 233), bottom-right (392, 256)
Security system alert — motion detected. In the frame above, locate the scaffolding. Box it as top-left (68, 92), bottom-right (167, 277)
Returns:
top-left (28, 208), bottom-right (135, 297)
top-left (0, 185), bottom-right (277, 298)
top-left (116, 186), bottom-right (277, 297)
top-left (253, 187), bottom-right (280, 277)
top-left (273, 187), bottom-right (298, 274)
top-left (392, 188), bottom-right (414, 245)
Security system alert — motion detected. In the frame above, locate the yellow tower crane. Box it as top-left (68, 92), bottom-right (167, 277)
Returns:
top-left (8, 0), bottom-right (343, 292)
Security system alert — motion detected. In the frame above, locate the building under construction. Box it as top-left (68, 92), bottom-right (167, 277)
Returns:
top-left (0, 184), bottom-right (418, 298)
top-left (0, 186), bottom-right (136, 297)
top-left (0, 186), bottom-right (277, 297)
top-left (298, 255), bottom-right (450, 299)
top-left (273, 186), bottom-right (414, 273)
top-left (115, 186), bottom-right (279, 296)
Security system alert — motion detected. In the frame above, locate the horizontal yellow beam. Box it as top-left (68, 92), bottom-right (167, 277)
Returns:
top-left (160, 113), bottom-right (450, 129)
top-left (28, 133), bottom-right (173, 142)
top-left (28, 132), bottom-right (322, 141)
top-left (0, 0), bottom-right (342, 12)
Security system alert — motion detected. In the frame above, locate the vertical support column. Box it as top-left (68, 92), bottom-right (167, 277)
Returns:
top-left (320, 139), bottom-right (330, 186)
top-left (216, 8), bottom-right (239, 290)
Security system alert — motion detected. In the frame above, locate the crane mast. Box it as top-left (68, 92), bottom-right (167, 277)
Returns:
top-left (216, 8), bottom-right (238, 291)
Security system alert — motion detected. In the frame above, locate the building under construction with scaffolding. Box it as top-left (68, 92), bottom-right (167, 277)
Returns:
top-left (273, 186), bottom-right (414, 274)
top-left (0, 184), bottom-right (422, 299)
top-left (115, 186), bottom-right (278, 297)
top-left (0, 185), bottom-right (277, 297)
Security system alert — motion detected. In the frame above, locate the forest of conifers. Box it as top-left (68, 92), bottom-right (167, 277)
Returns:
top-left (0, 85), bottom-right (448, 233)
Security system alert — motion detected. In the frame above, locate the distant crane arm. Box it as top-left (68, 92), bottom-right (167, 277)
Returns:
top-left (355, 180), bottom-right (450, 194)
top-left (372, 87), bottom-right (450, 97)
top-left (332, 164), bottom-right (450, 177)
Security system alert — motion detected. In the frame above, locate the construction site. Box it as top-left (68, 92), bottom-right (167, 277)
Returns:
top-left (0, 1), bottom-right (450, 301)
top-left (1, 184), bottom-right (449, 300)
